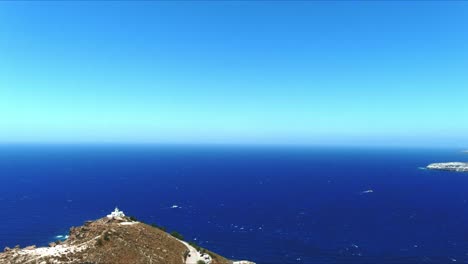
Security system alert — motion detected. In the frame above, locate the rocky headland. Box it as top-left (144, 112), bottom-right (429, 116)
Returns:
top-left (0, 208), bottom-right (254, 264)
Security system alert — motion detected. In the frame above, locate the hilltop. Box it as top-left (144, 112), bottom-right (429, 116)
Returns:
top-left (0, 209), bottom-right (254, 264)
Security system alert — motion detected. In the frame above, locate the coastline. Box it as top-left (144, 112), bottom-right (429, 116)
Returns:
top-left (0, 209), bottom-right (255, 264)
top-left (427, 162), bottom-right (468, 172)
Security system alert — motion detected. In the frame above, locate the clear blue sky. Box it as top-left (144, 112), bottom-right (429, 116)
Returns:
top-left (1, 1), bottom-right (467, 146)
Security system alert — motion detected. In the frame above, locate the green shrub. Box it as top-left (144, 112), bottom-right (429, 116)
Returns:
top-left (170, 231), bottom-right (184, 240)
top-left (150, 223), bottom-right (167, 232)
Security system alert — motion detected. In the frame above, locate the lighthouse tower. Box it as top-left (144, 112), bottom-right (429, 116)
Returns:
top-left (107, 207), bottom-right (125, 219)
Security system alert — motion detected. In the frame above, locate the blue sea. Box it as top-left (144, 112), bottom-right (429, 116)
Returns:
top-left (1, 145), bottom-right (468, 264)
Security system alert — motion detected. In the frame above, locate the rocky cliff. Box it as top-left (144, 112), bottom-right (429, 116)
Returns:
top-left (0, 215), bottom-right (254, 264)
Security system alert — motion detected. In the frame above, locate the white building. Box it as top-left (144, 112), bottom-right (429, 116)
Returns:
top-left (107, 207), bottom-right (125, 219)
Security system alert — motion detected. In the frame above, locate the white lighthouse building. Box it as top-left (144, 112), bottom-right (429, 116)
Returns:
top-left (107, 207), bottom-right (125, 219)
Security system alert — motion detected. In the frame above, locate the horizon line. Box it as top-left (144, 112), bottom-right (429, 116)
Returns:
top-left (0, 141), bottom-right (465, 150)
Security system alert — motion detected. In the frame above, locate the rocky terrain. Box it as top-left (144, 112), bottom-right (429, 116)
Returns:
top-left (427, 162), bottom-right (468, 172)
top-left (0, 212), bottom-right (254, 264)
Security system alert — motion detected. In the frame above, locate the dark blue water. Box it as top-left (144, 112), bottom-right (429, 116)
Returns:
top-left (1, 145), bottom-right (468, 263)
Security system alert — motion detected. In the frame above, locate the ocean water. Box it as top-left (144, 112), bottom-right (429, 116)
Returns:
top-left (1, 145), bottom-right (468, 264)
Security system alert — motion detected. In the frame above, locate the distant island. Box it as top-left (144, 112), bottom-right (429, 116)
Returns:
top-left (427, 162), bottom-right (468, 172)
top-left (0, 208), bottom-right (255, 264)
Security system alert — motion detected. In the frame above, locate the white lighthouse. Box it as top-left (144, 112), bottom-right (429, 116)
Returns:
top-left (107, 207), bottom-right (125, 219)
